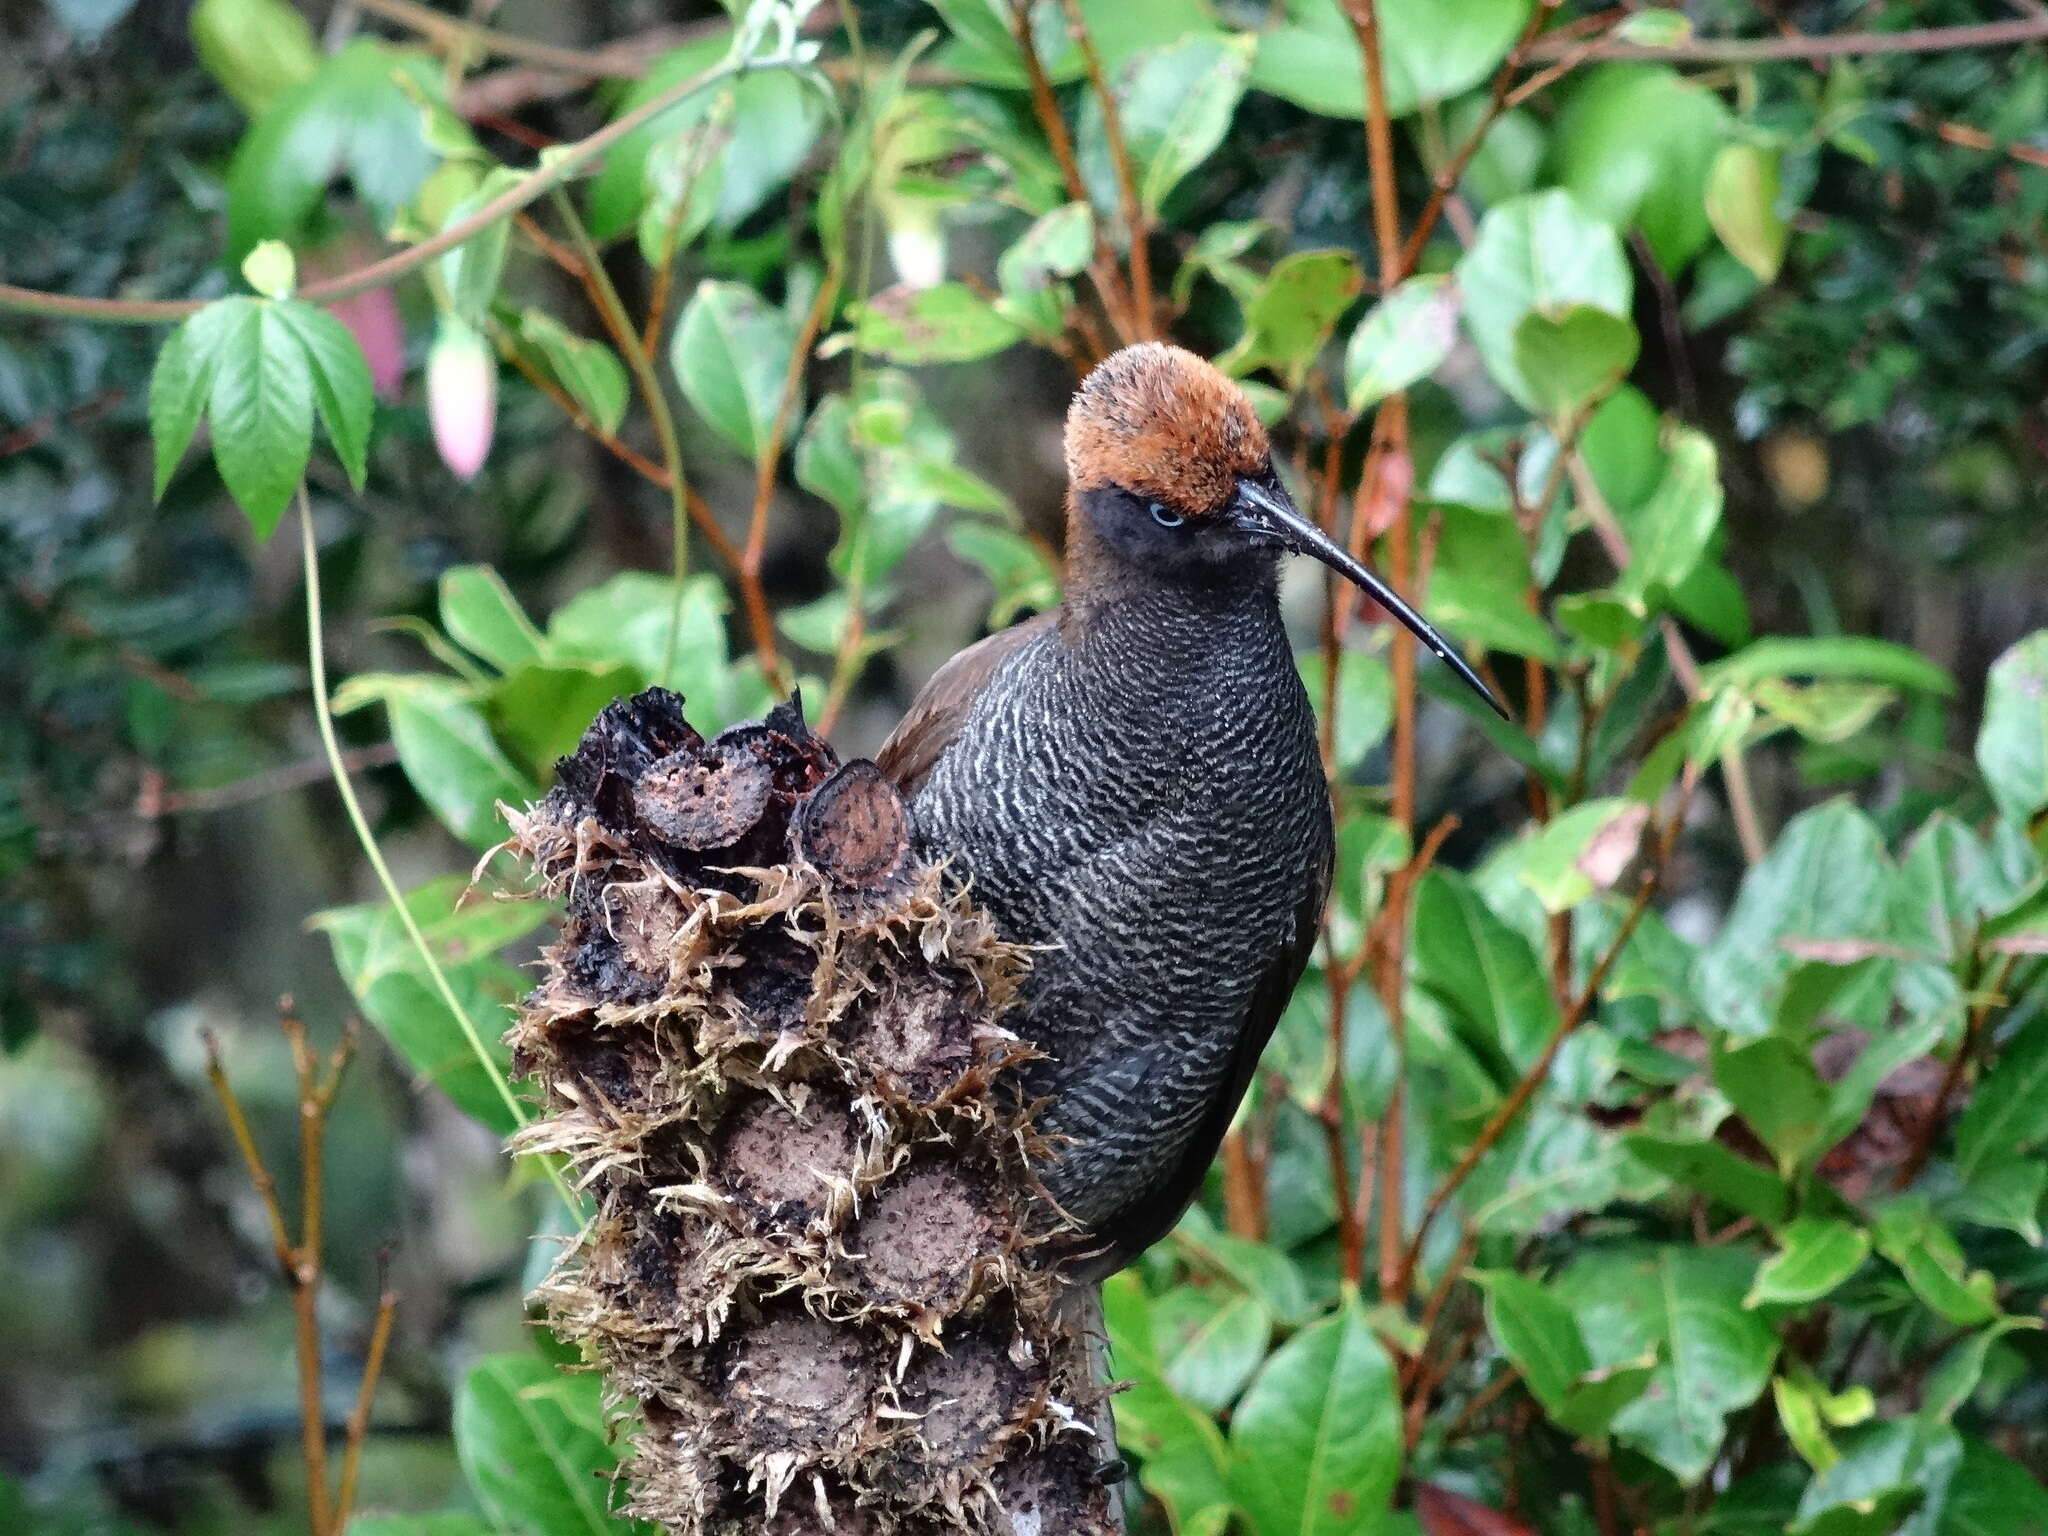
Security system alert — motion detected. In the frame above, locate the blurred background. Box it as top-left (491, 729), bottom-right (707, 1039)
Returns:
top-left (1, 0), bottom-right (2044, 1531)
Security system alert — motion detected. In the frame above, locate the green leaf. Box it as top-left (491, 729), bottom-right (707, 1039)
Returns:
top-left (1615, 426), bottom-right (1721, 602)
top-left (1511, 304), bottom-right (1640, 421)
top-left (1746, 1219), bottom-right (1870, 1307)
top-left (1553, 64), bottom-right (1730, 271)
top-left (1216, 249), bottom-right (1364, 390)
top-left (1614, 9), bottom-right (1691, 46)
top-left (1792, 1420), bottom-right (1960, 1536)
top-left (1701, 636), bottom-right (1957, 699)
top-left (513, 311), bottom-right (629, 439)
top-left (1955, 1013), bottom-right (2048, 1182)
top-left (488, 662), bottom-right (640, 781)
top-left (455, 1354), bottom-right (643, 1536)
top-left (1298, 651), bottom-right (1393, 769)
top-left (271, 300), bottom-right (375, 489)
top-left (1922, 1318), bottom-right (2040, 1425)
top-left (1472, 1269), bottom-right (1651, 1439)
top-left (1345, 274), bottom-right (1460, 411)
top-left (672, 280), bottom-right (799, 461)
top-left (1424, 503), bottom-right (1559, 662)
top-left (547, 572), bottom-right (731, 707)
top-left (1694, 801), bottom-right (1894, 1037)
top-left (312, 876), bottom-right (545, 1133)
top-left (1715, 1037), bottom-right (1832, 1175)
top-left (1932, 1435), bottom-right (2048, 1535)
top-left (440, 565), bottom-right (545, 674)
top-left (843, 282), bottom-right (1022, 365)
top-left (1555, 1246), bottom-right (1779, 1484)
top-left (1510, 797), bottom-right (1648, 913)
top-left (1229, 1298), bottom-right (1400, 1536)
top-left (150, 299), bottom-right (242, 499)
top-left (1977, 632), bottom-right (2048, 829)
top-left (1082, 35), bottom-right (1253, 218)
top-left (435, 168), bottom-right (522, 326)
top-left (377, 677), bottom-right (539, 847)
top-left (1412, 869), bottom-right (1557, 1079)
top-left (997, 200), bottom-right (1095, 317)
top-left (586, 37), bottom-right (823, 239)
top-left (208, 299), bottom-right (315, 537)
top-left (1113, 1375), bottom-right (1234, 1536)
top-left (1455, 190), bottom-right (1632, 413)
top-left (1173, 1208), bottom-right (1314, 1326)
top-left (1872, 1199), bottom-right (2000, 1328)
top-left (346, 1517), bottom-right (496, 1536)
top-left (190, 0), bottom-right (322, 117)
top-left (1706, 141), bottom-right (1790, 282)
top-left (1622, 1135), bottom-right (1790, 1226)
top-left (1946, 1158), bottom-right (2047, 1245)
top-left (1250, 0), bottom-right (1530, 121)
top-left (1154, 1286), bottom-right (1273, 1413)
top-left (240, 238), bottom-right (296, 299)
top-left (225, 41), bottom-right (444, 257)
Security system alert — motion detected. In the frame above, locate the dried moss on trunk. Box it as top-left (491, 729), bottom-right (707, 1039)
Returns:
top-left (503, 689), bottom-right (1122, 1535)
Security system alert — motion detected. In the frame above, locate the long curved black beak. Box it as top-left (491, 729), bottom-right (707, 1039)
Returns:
top-left (1231, 478), bottom-right (1509, 720)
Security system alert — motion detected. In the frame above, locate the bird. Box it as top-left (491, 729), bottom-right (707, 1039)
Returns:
top-left (877, 342), bottom-right (1502, 1279)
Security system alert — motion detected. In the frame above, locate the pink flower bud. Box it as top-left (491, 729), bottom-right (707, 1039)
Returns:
top-left (428, 320), bottom-right (496, 482)
top-left (326, 285), bottom-right (405, 401)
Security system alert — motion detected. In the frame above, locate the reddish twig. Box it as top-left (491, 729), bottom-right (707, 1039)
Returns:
top-left (1057, 0), bottom-right (1154, 337)
top-left (141, 744), bottom-right (401, 817)
top-left (333, 1248), bottom-right (398, 1531)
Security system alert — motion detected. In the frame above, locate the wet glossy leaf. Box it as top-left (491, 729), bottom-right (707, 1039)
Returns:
top-left (673, 280), bottom-right (799, 461)
top-left (1615, 427), bottom-right (1720, 602)
top-left (1707, 142), bottom-right (1790, 282)
top-left (1746, 1219), bottom-right (1869, 1307)
top-left (1154, 1286), bottom-right (1273, 1412)
top-left (354, 676), bottom-right (538, 847)
top-left (1715, 1037), bottom-right (1831, 1174)
top-left (1216, 249), bottom-right (1363, 389)
top-left (1694, 801), bottom-right (1894, 1038)
top-left (1472, 1269), bottom-right (1652, 1439)
top-left (456, 1354), bottom-right (644, 1536)
top-left (1251, 0), bottom-right (1530, 121)
top-left (1555, 1246), bottom-right (1778, 1483)
top-left (1701, 637), bottom-right (1957, 699)
top-left (1510, 797), bottom-right (1647, 912)
top-left (513, 311), bottom-right (629, 439)
top-left (1082, 35), bottom-right (1253, 217)
top-left (1977, 632), bottom-right (2048, 829)
top-left (1955, 1013), bottom-right (2048, 1182)
top-left (271, 300), bottom-right (374, 490)
top-left (1456, 191), bottom-right (1631, 412)
top-left (489, 663), bottom-right (641, 781)
top-left (1229, 1298), bottom-right (1399, 1536)
top-left (548, 572), bottom-right (729, 704)
top-left (225, 41), bottom-right (443, 257)
top-left (1425, 504), bottom-right (1560, 662)
top-left (207, 299), bottom-right (314, 537)
top-left (1872, 1200), bottom-right (1999, 1328)
top-left (1413, 869), bottom-right (1557, 1078)
top-left (1623, 1135), bottom-right (1790, 1226)
top-left (439, 566), bottom-right (545, 674)
top-left (1345, 274), bottom-right (1460, 411)
top-left (844, 282), bottom-right (1023, 365)
top-left (1554, 65), bottom-right (1730, 272)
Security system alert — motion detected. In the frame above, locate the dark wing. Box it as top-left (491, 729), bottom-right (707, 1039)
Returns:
top-left (1076, 821), bottom-right (1334, 1280)
top-left (874, 612), bottom-right (1056, 797)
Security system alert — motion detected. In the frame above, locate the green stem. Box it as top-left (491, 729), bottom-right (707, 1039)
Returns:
top-left (545, 188), bottom-right (696, 684)
top-left (296, 490), bottom-right (582, 1218)
top-left (0, 50), bottom-right (801, 326)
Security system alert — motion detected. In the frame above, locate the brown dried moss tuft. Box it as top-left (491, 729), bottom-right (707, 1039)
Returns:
top-left (503, 688), bottom-right (1120, 1534)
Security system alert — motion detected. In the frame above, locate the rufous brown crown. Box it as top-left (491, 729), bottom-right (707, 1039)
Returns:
top-left (1064, 343), bottom-right (1270, 517)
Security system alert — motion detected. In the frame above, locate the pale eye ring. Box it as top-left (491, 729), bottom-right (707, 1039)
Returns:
top-left (1149, 501), bottom-right (1184, 529)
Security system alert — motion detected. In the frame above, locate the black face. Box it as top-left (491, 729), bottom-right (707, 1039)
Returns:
top-left (1078, 485), bottom-right (1282, 585)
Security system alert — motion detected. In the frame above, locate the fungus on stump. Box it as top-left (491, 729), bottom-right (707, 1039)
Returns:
top-left (502, 688), bottom-right (1122, 1535)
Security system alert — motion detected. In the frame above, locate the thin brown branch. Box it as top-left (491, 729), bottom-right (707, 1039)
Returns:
top-left (1008, 0), bottom-right (1135, 341)
top-left (16, 581), bottom-right (204, 703)
top-left (333, 1251), bottom-right (398, 1531)
top-left (280, 1005), bottom-right (333, 1536)
top-left (1894, 950), bottom-right (2022, 1189)
top-left (1905, 109), bottom-right (2048, 170)
top-left (1221, 1129), bottom-right (1269, 1240)
top-left (1528, 16), bottom-right (2048, 61)
top-left (1397, 0), bottom-right (1562, 276)
top-left (1396, 875), bottom-right (1655, 1293)
top-left (1440, 1363), bottom-right (1522, 1446)
top-left (142, 745), bottom-right (401, 817)
top-left (1058, 0), bottom-right (1154, 337)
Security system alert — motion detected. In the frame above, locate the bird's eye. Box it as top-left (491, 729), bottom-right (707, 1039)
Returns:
top-left (1149, 502), bottom-right (1184, 529)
